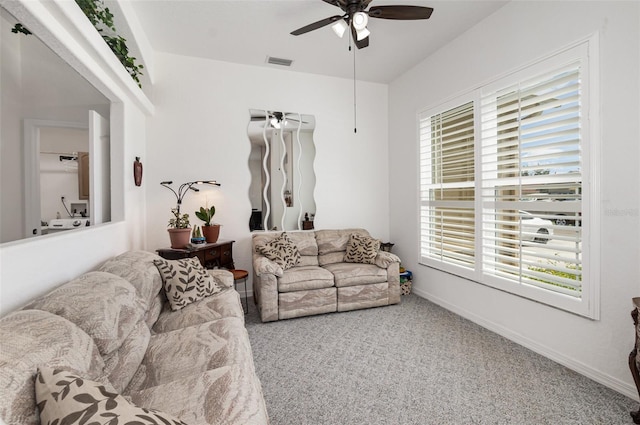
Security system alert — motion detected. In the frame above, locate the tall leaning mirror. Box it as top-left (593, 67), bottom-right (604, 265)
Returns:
top-left (1, 6), bottom-right (111, 244)
top-left (248, 110), bottom-right (316, 232)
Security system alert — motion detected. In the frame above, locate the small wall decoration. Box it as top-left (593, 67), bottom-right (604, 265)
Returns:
top-left (134, 157), bottom-right (143, 186)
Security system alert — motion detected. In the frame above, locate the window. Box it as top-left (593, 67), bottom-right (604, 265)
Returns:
top-left (420, 101), bottom-right (475, 270)
top-left (419, 40), bottom-right (598, 318)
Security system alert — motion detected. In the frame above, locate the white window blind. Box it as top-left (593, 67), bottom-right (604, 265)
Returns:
top-left (480, 62), bottom-right (583, 298)
top-left (420, 101), bottom-right (475, 271)
top-left (418, 40), bottom-right (597, 318)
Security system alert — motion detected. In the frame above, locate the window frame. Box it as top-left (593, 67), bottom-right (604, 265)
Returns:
top-left (418, 36), bottom-right (600, 319)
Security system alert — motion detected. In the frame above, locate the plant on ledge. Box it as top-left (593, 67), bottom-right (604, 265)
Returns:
top-left (75, 0), bottom-right (144, 87)
top-left (11, 0), bottom-right (144, 88)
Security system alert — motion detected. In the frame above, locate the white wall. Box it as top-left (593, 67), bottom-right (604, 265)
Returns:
top-left (389, 1), bottom-right (640, 399)
top-left (0, 0), bottom-right (152, 314)
top-left (145, 53), bottom-right (389, 293)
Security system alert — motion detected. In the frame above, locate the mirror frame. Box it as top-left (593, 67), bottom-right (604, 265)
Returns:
top-left (248, 109), bottom-right (316, 232)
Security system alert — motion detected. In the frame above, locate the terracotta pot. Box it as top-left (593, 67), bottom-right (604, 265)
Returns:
top-left (168, 228), bottom-right (191, 248)
top-left (202, 224), bottom-right (220, 243)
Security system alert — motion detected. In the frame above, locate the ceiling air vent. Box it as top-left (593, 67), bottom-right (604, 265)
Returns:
top-left (266, 56), bottom-right (293, 67)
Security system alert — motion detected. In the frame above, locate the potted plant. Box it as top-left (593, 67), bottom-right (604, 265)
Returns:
top-left (195, 204), bottom-right (220, 243)
top-left (191, 225), bottom-right (206, 244)
top-left (167, 208), bottom-right (191, 248)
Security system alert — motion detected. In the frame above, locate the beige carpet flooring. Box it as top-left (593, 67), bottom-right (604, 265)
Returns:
top-left (245, 294), bottom-right (638, 425)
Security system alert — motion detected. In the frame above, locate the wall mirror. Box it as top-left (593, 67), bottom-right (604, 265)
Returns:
top-left (1, 6), bottom-right (111, 244)
top-left (247, 109), bottom-right (316, 231)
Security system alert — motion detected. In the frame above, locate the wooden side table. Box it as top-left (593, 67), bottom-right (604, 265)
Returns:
top-left (156, 240), bottom-right (235, 270)
top-left (230, 269), bottom-right (249, 314)
top-left (630, 297), bottom-right (640, 423)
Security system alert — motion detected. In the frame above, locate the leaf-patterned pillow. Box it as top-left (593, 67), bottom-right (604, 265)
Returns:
top-left (35, 367), bottom-right (189, 425)
top-left (256, 233), bottom-right (300, 270)
top-left (344, 233), bottom-right (380, 264)
top-left (153, 257), bottom-right (226, 311)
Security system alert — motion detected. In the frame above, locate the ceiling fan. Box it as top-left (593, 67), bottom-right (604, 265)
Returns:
top-left (250, 111), bottom-right (309, 129)
top-left (290, 0), bottom-right (434, 49)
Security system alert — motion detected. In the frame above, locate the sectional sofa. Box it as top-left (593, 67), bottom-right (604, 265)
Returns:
top-left (0, 250), bottom-right (268, 425)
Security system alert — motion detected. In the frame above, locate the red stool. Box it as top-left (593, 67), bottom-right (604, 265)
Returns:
top-left (230, 269), bottom-right (249, 314)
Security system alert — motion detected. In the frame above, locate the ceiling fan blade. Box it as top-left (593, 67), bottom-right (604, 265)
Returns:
top-left (291, 15), bottom-right (343, 36)
top-left (351, 25), bottom-right (369, 49)
top-left (368, 5), bottom-right (434, 20)
top-left (321, 0), bottom-right (346, 7)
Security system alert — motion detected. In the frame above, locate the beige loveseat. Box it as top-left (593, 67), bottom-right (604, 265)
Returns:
top-left (252, 228), bottom-right (401, 322)
top-left (0, 251), bottom-right (268, 425)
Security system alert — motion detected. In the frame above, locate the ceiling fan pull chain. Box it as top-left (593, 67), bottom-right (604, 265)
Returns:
top-left (353, 43), bottom-right (357, 134)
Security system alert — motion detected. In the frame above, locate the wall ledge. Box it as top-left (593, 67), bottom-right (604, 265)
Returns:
top-left (1, 0), bottom-right (154, 116)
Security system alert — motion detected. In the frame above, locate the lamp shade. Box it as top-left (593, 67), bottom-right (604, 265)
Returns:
top-left (355, 27), bottom-right (370, 41)
top-left (331, 19), bottom-right (348, 38)
top-left (352, 12), bottom-right (368, 30)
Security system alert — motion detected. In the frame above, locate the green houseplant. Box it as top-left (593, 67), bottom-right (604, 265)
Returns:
top-left (191, 225), bottom-right (205, 244)
top-left (12, 0), bottom-right (144, 88)
top-left (195, 205), bottom-right (220, 243)
top-left (167, 208), bottom-right (191, 248)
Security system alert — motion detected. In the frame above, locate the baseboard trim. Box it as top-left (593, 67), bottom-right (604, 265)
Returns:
top-left (411, 287), bottom-right (639, 402)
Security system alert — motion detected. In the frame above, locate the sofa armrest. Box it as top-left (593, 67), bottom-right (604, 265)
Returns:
top-left (206, 269), bottom-right (234, 289)
top-left (253, 256), bottom-right (284, 278)
top-left (375, 251), bottom-right (401, 269)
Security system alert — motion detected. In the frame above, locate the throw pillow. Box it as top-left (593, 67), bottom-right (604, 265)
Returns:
top-left (256, 233), bottom-right (300, 270)
top-left (153, 257), bottom-right (226, 311)
top-left (344, 233), bottom-right (380, 264)
top-left (35, 367), bottom-right (188, 425)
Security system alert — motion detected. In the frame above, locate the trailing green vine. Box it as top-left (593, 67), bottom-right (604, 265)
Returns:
top-left (74, 0), bottom-right (143, 87)
top-left (11, 23), bottom-right (31, 35)
top-left (11, 0), bottom-right (144, 88)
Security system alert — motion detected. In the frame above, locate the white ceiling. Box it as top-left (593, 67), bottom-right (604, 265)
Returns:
top-left (128, 0), bottom-right (509, 84)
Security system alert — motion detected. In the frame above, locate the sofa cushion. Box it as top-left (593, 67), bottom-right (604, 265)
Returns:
top-left (35, 367), bottom-right (188, 425)
top-left (153, 258), bottom-right (229, 311)
top-left (279, 287), bottom-right (337, 320)
top-left (146, 293), bottom-right (167, 328)
top-left (287, 231), bottom-right (318, 256)
top-left (323, 262), bottom-right (387, 287)
top-left (337, 282), bottom-right (390, 312)
top-left (344, 233), bottom-right (380, 264)
top-left (256, 232), bottom-right (300, 270)
top-left (0, 310), bottom-right (106, 425)
top-left (24, 271), bottom-right (146, 356)
top-left (103, 320), bottom-right (151, 393)
top-left (316, 229), bottom-right (370, 266)
top-left (278, 265), bottom-right (335, 293)
top-left (152, 288), bottom-right (244, 333)
top-left (128, 366), bottom-right (269, 425)
top-left (99, 250), bottom-right (164, 312)
top-left (316, 228), bottom-right (370, 255)
top-left (125, 318), bottom-right (252, 391)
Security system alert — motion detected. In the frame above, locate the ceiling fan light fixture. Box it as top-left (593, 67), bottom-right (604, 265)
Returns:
top-left (355, 27), bottom-right (370, 41)
top-left (331, 19), bottom-right (348, 38)
top-left (352, 12), bottom-right (368, 30)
